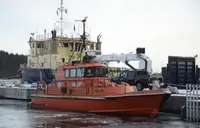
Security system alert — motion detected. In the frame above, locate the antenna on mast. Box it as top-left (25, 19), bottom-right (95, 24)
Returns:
top-left (56, 0), bottom-right (67, 36)
top-left (75, 17), bottom-right (88, 58)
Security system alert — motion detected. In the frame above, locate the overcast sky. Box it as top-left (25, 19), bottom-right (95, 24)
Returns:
top-left (0, 0), bottom-right (200, 72)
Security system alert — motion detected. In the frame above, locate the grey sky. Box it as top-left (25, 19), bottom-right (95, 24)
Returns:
top-left (0, 0), bottom-right (199, 72)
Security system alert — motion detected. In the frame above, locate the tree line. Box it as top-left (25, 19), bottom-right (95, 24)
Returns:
top-left (0, 50), bottom-right (27, 78)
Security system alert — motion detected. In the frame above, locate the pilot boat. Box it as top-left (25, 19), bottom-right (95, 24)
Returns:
top-left (31, 15), bottom-right (171, 117)
top-left (31, 56), bottom-right (170, 116)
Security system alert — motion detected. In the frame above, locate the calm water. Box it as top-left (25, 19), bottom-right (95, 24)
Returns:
top-left (0, 100), bottom-right (199, 128)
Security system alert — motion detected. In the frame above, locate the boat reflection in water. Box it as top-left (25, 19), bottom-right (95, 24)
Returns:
top-left (34, 112), bottom-right (158, 128)
top-left (0, 100), bottom-right (197, 128)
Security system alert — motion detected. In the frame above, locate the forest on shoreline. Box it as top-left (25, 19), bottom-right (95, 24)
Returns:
top-left (0, 50), bottom-right (27, 78)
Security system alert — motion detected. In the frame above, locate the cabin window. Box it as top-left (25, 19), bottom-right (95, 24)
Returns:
top-left (84, 66), bottom-right (108, 77)
top-left (77, 68), bottom-right (84, 77)
top-left (64, 67), bottom-right (108, 78)
top-left (70, 69), bottom-right (76, 77)
top-left (64, 69), bottom-right (70, 77)
top-left (95, 67), bottom-right (108, 77)
top-left (84, 68), bottom-right (95, 77)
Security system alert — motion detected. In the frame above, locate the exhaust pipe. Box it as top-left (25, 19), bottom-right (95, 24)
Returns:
top-left (97, 34), bottom-right (102, 43)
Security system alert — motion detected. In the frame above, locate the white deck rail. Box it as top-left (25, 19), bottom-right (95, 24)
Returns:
top-left (186, 84), bottom-right (200, 122)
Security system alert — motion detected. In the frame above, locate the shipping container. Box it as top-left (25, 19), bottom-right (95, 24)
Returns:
top-left (161, 56), bottom-right (196, 88)
top-left (168, 56), bottom-right (195, 85)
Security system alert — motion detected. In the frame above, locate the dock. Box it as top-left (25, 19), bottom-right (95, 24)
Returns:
top-left (0, 86), bottom-right (36, 101)
top-left (0, 79), bottom-right (36, 101)
top-left (184, 84), bottom-right (200, 122)
top-left (161, 84), bottom-right (200, 122)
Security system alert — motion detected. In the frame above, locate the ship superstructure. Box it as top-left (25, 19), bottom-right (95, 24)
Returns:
top-left (21, 0), bottom-right (102, 71)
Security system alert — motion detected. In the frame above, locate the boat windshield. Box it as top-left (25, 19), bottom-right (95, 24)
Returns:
top-left (85, 66), bottom-right (108, 77)
top-left (64, 66), bottom-right (108, 78)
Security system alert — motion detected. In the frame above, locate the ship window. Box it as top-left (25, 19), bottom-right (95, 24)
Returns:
top-left (37, 43), bottom-right (42, 48)
top-left (90, 44), bottom-right (94, 50)
top-left (78, 43), bottom-right (82, 51)
top-left (69, 42), bottom-right (74, 51)
top-left (77, 68), bottom-right (84, 77)
top-left (70, 69), bottom-right (76, 77)
top-left (64, 69), bottom-right (70, 77)
top-left (96, 43), bottom-right (101, 50)
top-left (75, 43), bottom-right (79, 51)
top-left (62, 58), bottom-right (65, 63)
top-left (63, 42), bottom-right (69, 47)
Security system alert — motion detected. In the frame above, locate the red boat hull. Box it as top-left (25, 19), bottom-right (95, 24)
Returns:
top-left (31, 92), bottom-right (170, 117)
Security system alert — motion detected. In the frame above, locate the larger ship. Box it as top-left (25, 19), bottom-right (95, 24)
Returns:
top-left (21, 0), bottom-right (102, 70)
top-left (19, 0), bottom-right (102, 84)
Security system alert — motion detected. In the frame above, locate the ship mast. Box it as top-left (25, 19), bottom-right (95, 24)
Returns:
top-left (57, 0), bottom-right (67, 36)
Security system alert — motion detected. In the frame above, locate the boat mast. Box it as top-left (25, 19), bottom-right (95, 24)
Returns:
top-left (75, 17), bottom-right (88, 58)
top-left (57, 0), bottom-right (67, 36)
top-left (81, 17), bottom-right (87, 56)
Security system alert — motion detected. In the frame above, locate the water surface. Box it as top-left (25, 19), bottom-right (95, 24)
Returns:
top-left (0, 99), bottom-right (199, 128)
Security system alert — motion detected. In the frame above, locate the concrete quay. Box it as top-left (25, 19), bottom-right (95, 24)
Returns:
top-left (0, 86), bottom-right (36, 101)
top-left (161, 94), bottom-right (186, 114)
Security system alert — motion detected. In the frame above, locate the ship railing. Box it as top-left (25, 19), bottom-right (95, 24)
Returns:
top-left (35, 33), bottom-right (52, 41)
top-left (33, 32), bottom-right (89, 41)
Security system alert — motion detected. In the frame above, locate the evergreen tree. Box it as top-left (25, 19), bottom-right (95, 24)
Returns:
top-left (0, 50), bottom-right (27, 78)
